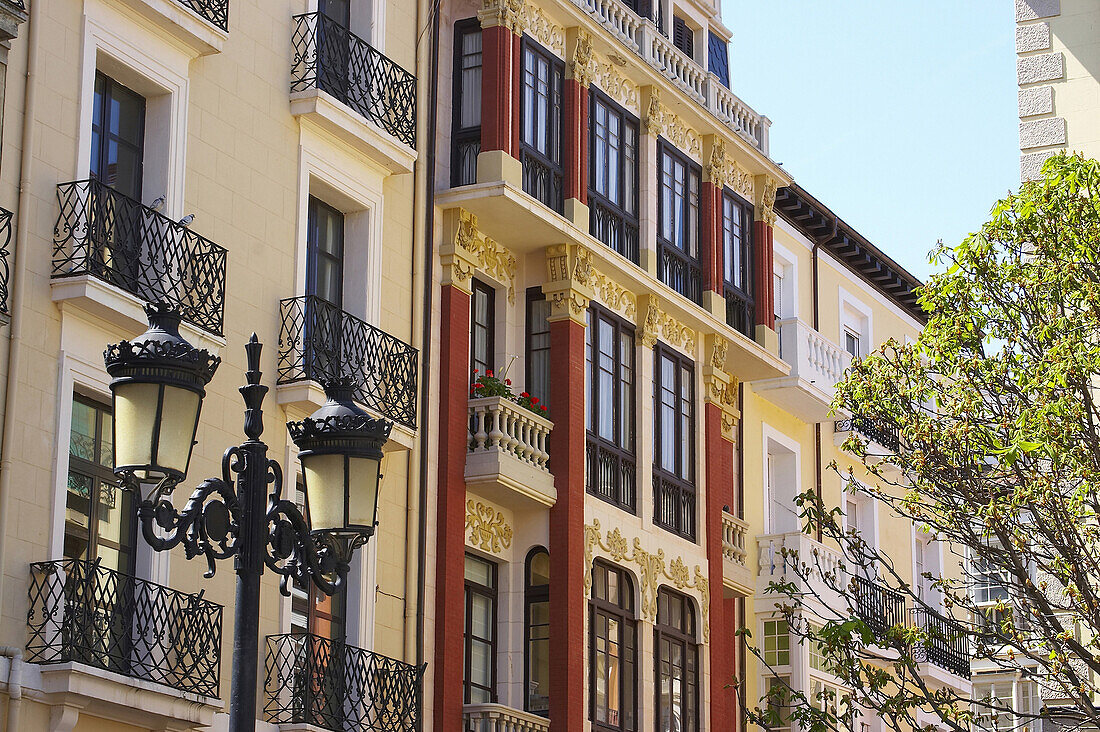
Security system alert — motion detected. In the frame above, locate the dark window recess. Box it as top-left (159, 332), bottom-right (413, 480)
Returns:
top-left (708, 31), bottom-right (730, 88)
top-left (520, 39), bottom-right (564, 213)
top-left (589, 91), bottom-right (640, 264)
top-left (590, 561), bottom-right (637, 732)
top-left (306, 197), bottom-right (345, 309)
top-left (722, 190), bottom-right (755, 338)
top-left (655, 588), bottom-right (699, 732)
top-left (471, 279), bottom-right (496, 378)
top-left (653, 345), bottom-right (696, 540)
top-left (672, 17), bottom-right (694, 58)
top-left (91, 72), bottom-right (145, 201)
top-left (452, 19), bottom-right (482, 187)
top-left (657, 141), bottom-right (703, 305)
top-left (586, 306), bottom-right (636, 513)
top-left (526, 288), bottom-right (551, 405)
top-left (525, 548), bottom-right (551, 715)
top-left (464, 554), bottom-right (498, 703)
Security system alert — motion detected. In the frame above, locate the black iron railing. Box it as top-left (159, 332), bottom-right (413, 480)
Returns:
top-left (452, 134), bottom-right (480, 187)
top-left (278, 295), bottom-right (419, 428)
top-left (176, 0), bottom-right (227, 31)
top-left (835, 415), bottom-right (901, 452)
top-left (520, 147), bottom-right (563, 214)
top-left (589, 196), bottom-right (639, 265)
top-left (657, 242), bottom-right (703, 305)
top-left (4, 0), bottom-right (25, 11)
top-left (26, 558), bottom-right (222, 696)
top-left (52, 180), bottom-right (227, 336)
top-left (653, 472), bottom-right (696, 541)
top-left (0, 207), bottom-right (12, 318)
top-left (724, 286), bottom-right (754, 338)
top-left (912, 608), bottom-right (971, 679)
top-left (586, 438), bottom-right (637, 512)
top-left (291, 13), bottom-right (416, 148)
top-left (851, 574), bottom-right (907, 640)
top-left (264, 633), bottom-right (423, 732)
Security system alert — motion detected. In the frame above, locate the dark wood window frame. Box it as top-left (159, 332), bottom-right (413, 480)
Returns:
top-left (653, 344), bottom-right (696, 540)
top-left (464, 553), bottom-right (498, 704)
top-left (306, 196), bottom-right (345, 309)
top-left (657, 140), bottom-right (703, 305)
top-left (586, 304), bottom-right (637, 513)
top-left (470, 278), bottom-right (496, 378)
top-left (589, 560), bottom-right (638, 732)
top-left (525, 547), bottom-right (551, 716)
top-left (91, 71), bottom-right (146, 200)
top-left (721, 189), bottom-right (755, 338)
top-left (525, 287), bottom-right (551, 406)
top-left (654, 587), bottom-right (700, 732)
top-left (519, 36), bottom-right (565, 213)
top-left (589, 89), bottom-right (640, 264)
top-left (452, 18), bottom-right (483, 187)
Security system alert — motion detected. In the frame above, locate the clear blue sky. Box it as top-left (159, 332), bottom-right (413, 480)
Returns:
top-left (723, 2), bottom-right (1018, 281)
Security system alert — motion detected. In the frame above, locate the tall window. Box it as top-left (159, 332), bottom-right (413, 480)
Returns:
top-left (65, 395), bottom-right (135, 574)
top-left (464, 553), bottom-right (497, 703)
top-left (672, 16), bottom-right (694, 58)
top-left (762, 619), bottom-right (790, 667)
top-left (520, 40), bottom-right (564, 212)
top-left (590, 561), bottom-right (637, 732)
top-left (766, 676), bottom-right (793, 732)
top-left (526, 288), bottom-right (551, 405)
top-left (307, 196), bottom-right (345, 308)
top-left (657, 142), bottom-right (702, 304)
top-left (655, 588), bottom-right (699, 732)
top-left (653, 345), bottom-right (695, 539)
top-left (452, 20), bottom-right (482, 187)
top-left (525, 548), bottom-right (551, 715)
top-left (973, 678), bottom-right (1040, 732)
top-left (589, 91), bottom-right (639, 263)
top-left (722, 190), bottom-right (754, 336)
top-left (471, 279), bottom-right (496, 378)
top-left (91, 71), bottom-right (145, 201)
top-left (586, 306), bottom-right (636, 512)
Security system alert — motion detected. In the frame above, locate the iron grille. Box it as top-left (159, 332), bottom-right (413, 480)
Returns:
top-left (912, 608), bottom-right (971, 679)
top-left (51, 180), bottom-right (228, 336)
top-left (26, 558), bottom-right (222, 697)
top-left (291, 13), bottom-right (416, 148)
top-left (589, 197), bottom-right (640, 265)
top-left (0, 207), bottom-right (11, 318)
top-left (586, 438), bottom-right (637, 512)
top-left (657, 243), bottom-right (703, 305)
top-left (723, 286), bottom-right (754, 338)
top-left (277, 295), bottom-right (419, 428)
top-left (653, 472), bottom-right (696, 540)
top-left (176, 0), bottom-right (227, 31)
top-left (264, 633), bottom-right (423, 732)
top-left (520, 148), bottom-right (563, 214)
top-left (851, 574), bottom-right (907, 640)
top-left (4, 0), bottom-right (25, 11)
top-left (835, 415), bottom-right (901, 452)
top-left (452, 135), bottom-right (480, 187)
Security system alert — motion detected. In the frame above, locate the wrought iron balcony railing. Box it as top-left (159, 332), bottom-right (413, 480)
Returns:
top-left (653, 471), bottom-right (695, 540)
top-left (0, 207), bottom-right (12, 319)
top-left (291, 13), bottom-right (416, 148)
top-left (835, 415), bottom-right (901, 452)
top-left (52, 180), bottom-right (228, 336)
top-left (589, 195), bottom-right (640, 265)
top-left (851, 574), bottom-right (907, 640)
top-left (277, 295), bottom-right (419, 428)
top-left (657, 242), bottom-right (702, 305)
top-left (26, 558), bottom-right (223, 697)
top-left (586, 438), bottom-right (637, 512)
top-left (519, 147), bottom-right (564, 214)
top-left (724, 286), bottom-right (753, 338)
top-left (177, 0), bottom-right (228, 31)
top-left (264, 633), bottom-right (423, 732)
top-left (912, 608), bottom-right (971, 679)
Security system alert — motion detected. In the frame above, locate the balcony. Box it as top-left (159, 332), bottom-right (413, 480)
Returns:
top-left (912, 608), bottom-right (971, 680)
top-left (276, 295), bottom-right (419, 428)
top-left (756, 531), bottom-right (844, 611)
top-left (835, 415), bottom-right (901, 453)
top-left (657, 241), bottom-right (703, 306)
top-left (290, 13), bottom-right (416, 173)
top-left (589, 196), bottom-right (639, 265)
top-left (466, 395), bottom-right (555, 508)
top-left (463, 703), bottom-right (550, 732)
top-left (753, 318), bottom-right (852, 423)
top-left (850, 574), bottom-right (906, 640)
top-left (26, 558), bottom-right (223, 697)
top-left (173, 0), bottom-right (227, 30)
top-left (51, 180), bottom-right (227, 337)
top-left (0, 207), bottom-right (11, 324)
top-left (264, 633), bottom-right (423, 731)
top-left (721, 510), bottom-right (754, 596)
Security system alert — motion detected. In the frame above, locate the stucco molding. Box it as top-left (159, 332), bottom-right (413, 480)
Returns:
top-left (441, 209), bottom-right (517, 302)
top-left (595, 56), bottom-right (640, 112)
top-left (543, 243), bottom-right (596, 324)
top-left (569, 31), bottom-right (595, 86)
top-left (754, 175), bottom-right (778, 225)
top-left (465, 499), bottom-right (514, 554)
top-left (479, 0), bottom-right (526, 32)
top-left (637, 295), bottom-right (696, 354)
top-left (706, 138), bottom-right (754, 200)
top-left (525, 3), bottom-right (565, 55)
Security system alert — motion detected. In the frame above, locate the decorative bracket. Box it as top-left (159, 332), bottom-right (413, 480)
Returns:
top-left (543, 243), bottom-right (595, 324)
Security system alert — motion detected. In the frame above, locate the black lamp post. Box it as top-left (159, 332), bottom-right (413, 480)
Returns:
top-left (104, 303), bottom-right (392, 732)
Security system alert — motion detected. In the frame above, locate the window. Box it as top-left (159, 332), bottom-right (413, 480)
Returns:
top-left (307, 196), bottom-right (345, 308)
top-left (722, 190), bottom-right (754, 336)
top-left (586, 306), bottom-right (636, 512)
top-left (291, 480), bottom-right (348, 640)
top-left (526, 288), bottom-right (551, 405)
top-left (589, 91), bottom-right (639, 263)
top-left (91, 71), bottom-right (146, 201)
top-left (525, 548), bottom-right (551, 715)
top-left (657, 142), bottom-right (702, 304)
top-left (762, 619), bottom-right (790, 667)
top-left (765, 442), bottom-right (799, 534)
top-left (844, 328), bottom-right (861, 358)
top-left (470, 279), bottom-right (495, 378)
top-left (808, 633), bottom-right (827, 673)
top-left (809, 678), bottom-right (847, 721)
top-left (65, 395), bottom-right (135, 574)
top-left (707, 31), bottom-right (730, 88)
top-left (464, 553), bottom-right (497, 703)
top-left (672, 16), bottom-right (694, 58)
top-left (520, 40), bottom-right (564, 212)
top-left (590, 561), bottom-right (637, 732)
top-left (973, 678), bottom-right (1040, 732)
top-left (914, 532), bottom-right (942, 608)
top-left (655, 588), bottom-right (699, 732)
top-left (452, 19), bottom-right (482, 187)
top-left (653, 345), bottom-right (695, 539)
top-left (765, 676), bottom-right (792, 732)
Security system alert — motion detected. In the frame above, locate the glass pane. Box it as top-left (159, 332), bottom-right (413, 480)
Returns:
top-left (70, 401), bottom-right (97, 461)
top-left (529, 550), bottom-right (550, 586)
top-left (469, 638), bottom-right (492, 685)
top-left (465, 554), bottom-right (495, 587)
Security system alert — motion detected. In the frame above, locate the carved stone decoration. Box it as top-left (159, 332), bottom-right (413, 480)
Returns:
top-left (543, 243), bottom-right (595, 324)
top-left (524, 4), bottom-right (565, 55)
top-left (570, 31), bottom-right (595, 86)
top-left (479, 0), bottom-right (526, 33)
top-left (660, 315), bottom-right (697, 353)
top-left (710, 334), bottom-right (728, 369)
top-left (465, 499), bottom-right (513, 554)
top-left (641, 297), bottom-right (661, 347)
top-left (703, 365), bottom-right (741, 441)
top-left (597, 60), bottom-right (640, 111)
top-left (637, 296), bottom-right (696, 353)
top-left (664, 111), bottom-right (702, 158)
top-left (443, 209), bottom-right (518, 303)
top-left (727, 159), bottom-right (754, 200)
top-left (645, 88), bottom-right (664, 136)
top-left (756, 175), bottom-right (778, 225)
top-left (584, 519), bottom-right (711, 641)
top-left (590, 268), bottom-right (637, 320)
top-left (706, 138), bottom-right (727, 184)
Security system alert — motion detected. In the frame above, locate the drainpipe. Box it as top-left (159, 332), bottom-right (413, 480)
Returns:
top-left (0, 0), bottom-right (40, 629)
top-left (0, 647), bottom-right (23, 732)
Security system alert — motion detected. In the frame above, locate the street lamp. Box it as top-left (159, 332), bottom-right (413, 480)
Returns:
top-left (104, 303), bottom-right (392, 732)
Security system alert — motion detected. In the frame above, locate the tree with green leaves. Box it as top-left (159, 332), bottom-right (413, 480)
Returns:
top-left (743, 153), bottom-right (1100, 732)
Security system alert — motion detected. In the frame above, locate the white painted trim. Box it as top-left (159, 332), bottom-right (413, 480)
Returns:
top-left (841, 477), bottom-right (878, 554)
top-left (838, 285), bottom-right (874, 358)
top-left (772, 239), bottom-right (798, 321)
top-left (760, 423), bottom-right (802, 535)
top-left (823, 250), bottom-right (924, 331)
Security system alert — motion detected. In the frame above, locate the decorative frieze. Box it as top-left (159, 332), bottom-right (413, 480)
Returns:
top-left (569, 31), bottom-right (595, 86)
top-left (584, 519), bottom-right (711, 641)
top-left (465, 499), bottom-right (513, 554)
top-left (638, 295), bottom-right (696, 354)
top-left (525, 3), bottom-right (565, 55)
top-left (589, 267), bottom-right (637, 320)
top-left (596, 59), bottom-right (640, 112)
top-left (643, 88), bottom-right (701, 157)
top-left (544, 243), bottom-right (595, 324)
top-left (441, 209), bottom-right (517, 302)
top-left (755, 176), bottom-right (778, 226)
top-left (706, 139), bottom-right (755, 201)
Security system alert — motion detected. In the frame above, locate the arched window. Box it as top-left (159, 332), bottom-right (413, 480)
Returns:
top-left (590, 560), bottom-right (637, 732)
top-left (655, 587), bottom-right (699, 732)
top-left (525, 548), bottom-right (551, 715)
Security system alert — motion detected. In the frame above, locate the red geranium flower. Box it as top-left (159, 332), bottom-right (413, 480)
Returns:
top-left (505, 379), bottom-right (511, 385)
top-left (472, 383), bottom-right (484, 390)
top-left (540, 405), bottom-right (547, 411)
top-left (486, 369), bottom-right (493, 377)
top-left (520, 392), bottom-right (530, 398)
top-left (530, 397), bottom-right (539, 404)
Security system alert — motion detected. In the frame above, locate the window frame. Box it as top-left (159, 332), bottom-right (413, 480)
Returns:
top-left (721, 188), bottom-right (754, 337)
top-left (464, 553), bottom-right (499, 704)
top-left (654, 587), bottom-right (699, 732)
top-left (451, 18), bottom-right (483, 187)
top-left (519, 36), bottom-right (565, 213)
top-left (525, 287), bottom-right (551, 406)
top-left (525, 547), bottom-right (551, 716)
top-left (90, 70), bottom-right (146, 201)
top-left (586, 304), bottom-right (637, 513)
top-left (306, 195), bottom-right (346, 310)
top-left (588, 88), bottom-right (640, 264)
top-left (656, 140), bottom-right (703, 305)
top-left (652, 344), bottom-right (696, 540)
top-left (589, 560), bottom-right (638, 732)
top-left (470, 278), bottom-right (496, 378)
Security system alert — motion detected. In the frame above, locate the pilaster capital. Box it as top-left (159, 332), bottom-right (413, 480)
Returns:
top-left (568, 30), bottom-right (596, 87)
top-left (705, 136), bottom-right (755, 200)
top-left (754, 174), bottom-right (778, 225)
top-left (441, 208), bottom-right (517, 301)
top-left (478, 0), bottom-right (526, 32)
top-left (637, 294), bottom-right (697, 353)
top-left (543, 243), bottom-right (595, 325)
top-left (703, 364), bottom-right (741, 442)
top-left (644, 87), bottom-right (664, 136)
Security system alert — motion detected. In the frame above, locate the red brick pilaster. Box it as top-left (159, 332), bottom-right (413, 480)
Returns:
top-left (564, 77), bottom-right (589, 205)
top-left (705, 399), bottom-right (738, 729)
top-left (753, 220), bottom-right (774, 328)
top-left (480, 23), bottom-right (518, 156)
top-left (702, 180), bottom-right (721, 295)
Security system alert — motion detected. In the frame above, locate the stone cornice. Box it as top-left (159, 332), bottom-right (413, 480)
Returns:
top-left (441, 209), bottom-right (517, 302)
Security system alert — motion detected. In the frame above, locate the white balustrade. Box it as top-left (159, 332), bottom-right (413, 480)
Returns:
top-left (645, 30), bottom-right (707, 103)
top-left (709, 81), bottom-right (765, 150)
top-left (463, 703), bottom-right (551, 732)
top-left (468, 396), bottom-right (553, 473)
top-left (570, 0), bottom-right (641, 51)
top-left (721, 511), bottom-right (749, 567)
top-left (756, 531), bottom-right (845, 608)
top-left (777, 318), bottom-right (852, 394)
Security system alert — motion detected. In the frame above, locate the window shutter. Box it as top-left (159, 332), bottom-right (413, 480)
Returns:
top-left (673, 17), bottom-right (693, 58)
